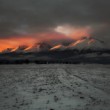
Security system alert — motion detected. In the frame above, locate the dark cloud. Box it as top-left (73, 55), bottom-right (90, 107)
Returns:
top-left (0, 0), bottom-right (110, 43)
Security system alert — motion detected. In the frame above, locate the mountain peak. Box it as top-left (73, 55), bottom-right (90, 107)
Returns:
top-left (50, 44), bottom-right (66, 51)
top-left (25, 42), bottom-right (52, 52)
top-left (68, 37), bottom-right (106, 50)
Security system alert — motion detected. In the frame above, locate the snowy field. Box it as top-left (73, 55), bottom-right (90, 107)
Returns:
top-left (0, 64), bottom-right (110, 110)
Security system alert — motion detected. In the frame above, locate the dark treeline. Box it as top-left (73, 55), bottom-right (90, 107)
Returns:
top-left (0, 48), bottom-right (110, 56)
top-left (0, 49), bottom-right (110, 64)
top-left (0, 58), bottom-right (110, 64)
top-left (0, 59), bottom-right (80, 64)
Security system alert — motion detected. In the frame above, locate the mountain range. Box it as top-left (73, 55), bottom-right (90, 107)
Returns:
top-left (1, 37), bottom-right (108, 53)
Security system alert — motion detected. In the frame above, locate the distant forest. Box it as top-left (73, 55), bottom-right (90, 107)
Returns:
top-left (0, 49), bottom-right (110, 64)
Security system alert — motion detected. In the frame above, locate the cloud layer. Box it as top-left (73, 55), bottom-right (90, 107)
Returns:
top-left (0, 0), bottom-right (110, 43)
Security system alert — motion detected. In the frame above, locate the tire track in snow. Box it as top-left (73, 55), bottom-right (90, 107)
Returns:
top-left (65, 69), bottom-right (109, 95)
top-left (57, 68), bottom-right (110, 102)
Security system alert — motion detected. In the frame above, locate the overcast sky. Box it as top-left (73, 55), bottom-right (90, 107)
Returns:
top-left (0, 0), bottom-right (110, 44)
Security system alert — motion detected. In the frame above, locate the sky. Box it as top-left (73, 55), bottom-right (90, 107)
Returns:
top-left (0, 0), bottom-right (110, 51)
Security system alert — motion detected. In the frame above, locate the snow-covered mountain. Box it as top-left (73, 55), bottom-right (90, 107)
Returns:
top-left (2, 48), bottom-right (13, 53)
top-left (50, 44), bottom-right (67, 51)
top-left (26, 42), bottom-right (51, 52)
top-left (68, 37), bottom-right (106, 50)
top-left (1, 37), bottom-right (108, 54)
top-left (2, 45), bottom-right (28, 53)
top-left (15, 45), bottom-right (28, 53)
top-left (2, 42), bottom-right (52, 53)
top-left (49, 37), bottom-right (107, 51)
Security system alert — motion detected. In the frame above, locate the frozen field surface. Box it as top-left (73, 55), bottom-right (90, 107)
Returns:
top-left (0, 64), bottom-right (110, 110)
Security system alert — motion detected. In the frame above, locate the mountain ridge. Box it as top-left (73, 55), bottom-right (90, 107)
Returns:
top-left (1, 37), bottom-right (108, 53)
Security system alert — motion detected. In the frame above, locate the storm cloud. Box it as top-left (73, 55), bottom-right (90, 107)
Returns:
top-left (0, 0), bottom-right (110, 43)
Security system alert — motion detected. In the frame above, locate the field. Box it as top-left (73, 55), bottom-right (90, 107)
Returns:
top-left (0, 64), bottom-right (110, 110)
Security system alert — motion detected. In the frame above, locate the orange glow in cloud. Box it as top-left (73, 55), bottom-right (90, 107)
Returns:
top-left (54, 25), bottom-right (91, 40)
top-left (0, 32), bottom-right (70, 52)
top-left (0, 25), bottom-right (92, 52)
top-left (0, 37), bottom-right (37, 52)
top-left (69, 29), bottom-right (90, 40)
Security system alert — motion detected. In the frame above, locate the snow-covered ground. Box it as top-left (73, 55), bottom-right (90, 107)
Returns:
top-left (0, 64), bottom-right (110, 110)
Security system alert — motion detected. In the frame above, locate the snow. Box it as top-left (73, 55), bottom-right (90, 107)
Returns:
top-left (68, 38), bottom-right (107, 50)
top-left (69, 39), bottom-right (89, 50)
top-left (50, 44), bottom-right (66, 51)
top-left (0, 64), bottom-right (110, 110)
